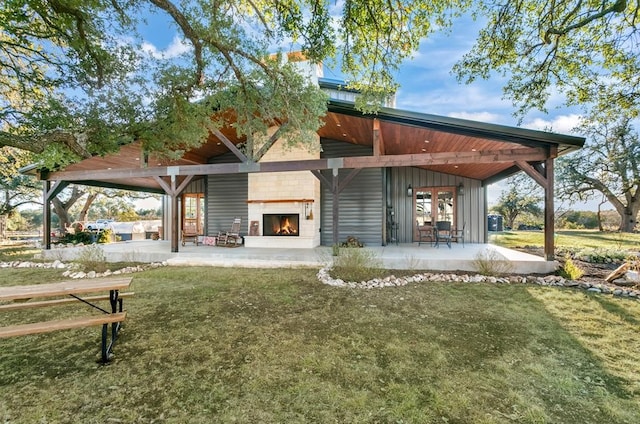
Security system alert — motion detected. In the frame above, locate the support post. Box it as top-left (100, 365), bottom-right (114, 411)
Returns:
top-left (43, 181), bottom-right (51, 250)
top-left (544, 157), bottom-right (555, 261)
top-left (332, 169), bottom-right (340, 247)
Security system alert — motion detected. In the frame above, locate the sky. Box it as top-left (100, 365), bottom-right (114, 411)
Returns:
top-left (134, 8), bottom-right (595, 211)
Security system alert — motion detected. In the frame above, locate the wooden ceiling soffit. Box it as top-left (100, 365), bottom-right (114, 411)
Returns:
top-left (69, 179), bottom-right (165, 194)
top-left (47, 147), bottom-right (548, 182)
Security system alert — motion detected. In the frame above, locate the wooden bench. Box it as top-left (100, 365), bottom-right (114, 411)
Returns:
top-left (0, 292), bottom-right (135, 312)
top-left (0, 277), bottom-right (133, 363)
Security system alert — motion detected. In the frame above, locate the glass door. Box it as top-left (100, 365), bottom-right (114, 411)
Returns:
top-left (182, 193), bottom-right (205, 235)
top-left (413, 187), bottom-right (457, 241)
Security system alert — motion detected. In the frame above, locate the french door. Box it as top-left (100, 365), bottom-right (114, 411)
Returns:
top-left (413, 187), bottom-right (457, 241)
top-left (182, 193), bottom-right (205, 235)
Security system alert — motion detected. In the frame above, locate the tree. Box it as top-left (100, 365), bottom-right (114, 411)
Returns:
top-left (51, 186), bottom-right (157, 230)
top-left (491, 175), bottom-right (543, 230)
top-left (556, 116), bottom-right (640, 232)
top-left (454, 1), bottom-right (640, 118)
top-left (0, 147), bottom-right (41, 217)
top-left (1, 1), bottom-right (464, 168)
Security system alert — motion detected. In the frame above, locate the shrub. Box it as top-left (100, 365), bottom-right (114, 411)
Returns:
top-left (97, 229), bottom-right (113, 244)
top-left (558, 247), bottom-right (628, 264)
top-left (472, 248), bottom-right (514, 276)
top-left (58, 231), bottom-right (94, 245)
top-left (559, 256), bottom-right (584, 280)
top-left (331, 248), bottom-right (382, 282)
top-left (76, 244), bottom-right (109, 273)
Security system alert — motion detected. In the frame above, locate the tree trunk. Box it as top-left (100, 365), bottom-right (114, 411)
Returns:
top-left (616, 198), bottom-right (640, 232)
top-left (50, 186), bottom-right (86, 232)
top-left (78, 193), bottom-right (98, 222)
top-left (620, 212), bottom-right (637, 232)
top-left (51, 199), bottom-right (72, 232)
top-left (597, 200), bottom-right (605, 232)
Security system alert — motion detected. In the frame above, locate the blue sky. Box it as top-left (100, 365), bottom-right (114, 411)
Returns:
top-left (135, 9), bottom-right (593, 210)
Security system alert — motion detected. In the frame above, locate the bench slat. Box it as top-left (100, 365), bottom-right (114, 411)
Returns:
top-left (0, 312), bottom-right (127, 338)
top-left (0, 277), bottom-right (133, 302)
top-left (0, 292), bottom-right (135, 312)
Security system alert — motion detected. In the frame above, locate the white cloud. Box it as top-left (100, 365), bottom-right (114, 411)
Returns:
top-left (522, 114), bottom-right (583, 134)
top-left (141, 35), bottom-right (191, 59)
top-left (448, 111), bottom-right (502, 123)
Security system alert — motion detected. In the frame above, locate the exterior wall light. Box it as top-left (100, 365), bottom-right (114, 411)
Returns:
top-left (458, 182), bottom-right (464, 195)
top-left (407, 184), bottom-right (413, 197)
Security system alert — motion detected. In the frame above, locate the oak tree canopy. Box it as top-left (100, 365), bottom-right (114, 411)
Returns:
top-left (1, 0), bottom-right (459, 168)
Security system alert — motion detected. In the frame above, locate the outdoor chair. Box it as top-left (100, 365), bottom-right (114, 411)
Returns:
top-left (181, 222), bottom-right (199, 246)
top-left (216, 217), bottom-right (242, 247)
top-left (416, 221), bottom-right (434, 246)
top-left (450, 222), bottom-right (465, 247)
top-left (434, 221), bottom-right (452, 249)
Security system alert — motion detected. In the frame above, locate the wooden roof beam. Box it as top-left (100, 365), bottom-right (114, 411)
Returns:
top-left (373, 119), bottom-right (385, 156)
top-left (46, 147), bottom-right (548, 182)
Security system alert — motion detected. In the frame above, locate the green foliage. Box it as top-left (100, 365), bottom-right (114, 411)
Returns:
top-left (491, 175), bottom-right (542, 229)
top-left (557, 117), bottom-right (640, 232)
top-left (559, 257), bottom-right (584, 280)
top-left (561, 247), bottom-right (629, 264)
top-left (454, 1), bottom-right (640, 118)
top-left (558, 210), bottom-right (599, 230)
top-left (0, 147), bottom-right (41, 216)
top-left (331, 247), bottom-right (383, 282)
top-left (58, 231), bottom-right (94, 245)
top-left (1, 0), bottom-right (469, 164)
top-left (97, 229), bottom-right (113, 244)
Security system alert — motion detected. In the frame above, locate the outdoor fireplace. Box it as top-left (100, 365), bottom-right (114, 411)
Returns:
top-left (263, 214), bottom-right (299, 236)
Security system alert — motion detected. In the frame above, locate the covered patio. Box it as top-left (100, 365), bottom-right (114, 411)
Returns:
top-left (42, 239), bottom-right (555, 274)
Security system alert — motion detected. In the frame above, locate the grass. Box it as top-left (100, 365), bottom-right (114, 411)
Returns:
top-left (1, 266), bottom-right (640, 423)
top-left (490, 229), bottom-right (640, 251)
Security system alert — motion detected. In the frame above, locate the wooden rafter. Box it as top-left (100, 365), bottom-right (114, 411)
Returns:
top-left (373, 118), bottom-right (385, 156)
top-left (253, 123), bottom-right (288, 162)
top-left (208, 125), bottom-right (248, 162)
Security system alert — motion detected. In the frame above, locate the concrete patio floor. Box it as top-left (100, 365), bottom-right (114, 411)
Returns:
top-left (42, 240), bottom-right (558, 274)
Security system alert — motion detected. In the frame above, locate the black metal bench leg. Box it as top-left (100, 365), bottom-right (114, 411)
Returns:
top-left (101, 323), bottom-right (108, 363)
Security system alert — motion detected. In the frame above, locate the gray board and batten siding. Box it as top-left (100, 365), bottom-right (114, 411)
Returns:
top-left (206, 152), bottom-right (248, 237)
top-left (195, 142), bottom-right (485, 245)
top-left (390, 167), bottom-right (485, 244)
top-left (320, 140), bottom-right (384, 246)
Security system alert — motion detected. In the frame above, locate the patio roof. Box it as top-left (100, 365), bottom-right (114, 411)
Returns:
top-left (41, 100), bottom-right (585, 191)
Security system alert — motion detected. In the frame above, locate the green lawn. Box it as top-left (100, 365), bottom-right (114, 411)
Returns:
top-left (490, 229), bottom-right (640, 252)
top-left (1, 266), bottom-right (639, 423)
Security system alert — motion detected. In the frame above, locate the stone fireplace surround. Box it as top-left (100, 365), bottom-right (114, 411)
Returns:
top-left (243, 136), bottom-right (322, 248)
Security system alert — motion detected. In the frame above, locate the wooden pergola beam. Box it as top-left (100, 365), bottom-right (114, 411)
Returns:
top-left (47, 148), bottom-right (549, 182)
top-left (516, 148), bottom-right (556, 261)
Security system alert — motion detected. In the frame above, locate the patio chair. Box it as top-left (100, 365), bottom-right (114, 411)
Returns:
top-left (434, 221), bottom-right (452, 249)
top-left (181, 221), bottom-right (199, 246)
top-left (216, 217), bottom-right (242, 247)
top-left (451, 222), bottom-right (465, 247)
top-left (416, 221), bottom-right (434, 246)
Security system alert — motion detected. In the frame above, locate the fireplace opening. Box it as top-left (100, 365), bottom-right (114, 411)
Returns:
top-left (263, 214), bottom-right (299, 236)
